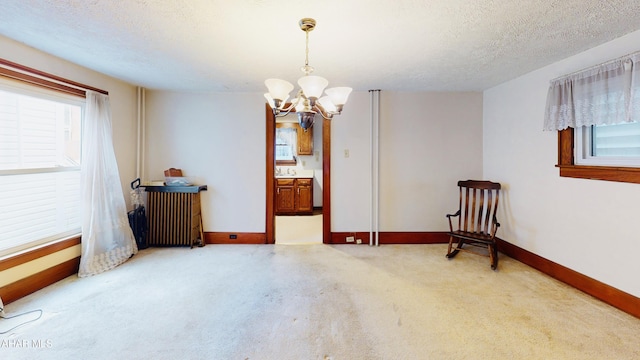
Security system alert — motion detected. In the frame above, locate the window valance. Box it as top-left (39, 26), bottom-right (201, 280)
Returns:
top-left (543, 51), bottom-right (640, 131)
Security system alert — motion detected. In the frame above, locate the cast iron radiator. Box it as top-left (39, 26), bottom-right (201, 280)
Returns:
top-left (146, 191), bottom-right (203, 247)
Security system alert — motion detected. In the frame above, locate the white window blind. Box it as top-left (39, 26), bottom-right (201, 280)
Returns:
top-left (0, 79), bottom-right (83, 256)
top-left (592, 122), bottom-right (640, 157)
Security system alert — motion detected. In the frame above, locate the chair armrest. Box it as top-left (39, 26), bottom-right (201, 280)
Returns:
top-left (490, 216), bottom-right (501, 237)
top-left (446, 210), bottom-right (461, 232)
top-left (446, 210), bottom-right (461, 218)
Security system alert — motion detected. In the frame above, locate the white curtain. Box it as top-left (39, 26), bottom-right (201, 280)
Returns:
top-left (544, 51), bottom-right (640, 131)
top-left (79, 91), bottom-right (137, 277)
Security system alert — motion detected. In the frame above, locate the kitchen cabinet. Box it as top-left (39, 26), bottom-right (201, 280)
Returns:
top-left (275, 177), bottom-right (313, 215)
top-left (275, 122), bottom-right (313, 158)
top-left (297, 125), bottom-right (313, 155)
top-left (275, 178), bottom-right (296, 213)
top-left (296, 178), bottom-right (313, 213)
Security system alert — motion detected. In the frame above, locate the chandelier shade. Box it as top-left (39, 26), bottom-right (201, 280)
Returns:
top-left (265, 79), bottom-right (294, 103)
top-left (265, 18), bottom-right (352, 130)
top-left (317, 96), bottom-right (337, 113)
top-left (325, 87), bottom-right (353, 106)
top-left (297, 75), bottom-right (329, 100)
top-left (264, 93), bottom-right (290, 110)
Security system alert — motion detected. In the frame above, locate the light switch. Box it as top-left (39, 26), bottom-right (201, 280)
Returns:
top-left (344, 149), bottom-right (349, 158)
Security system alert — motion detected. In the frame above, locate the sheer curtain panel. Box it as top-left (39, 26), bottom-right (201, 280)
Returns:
top-left (544, 51), bottom-right (640, 131)
top-left (79, 91), bottom-right (137, 277)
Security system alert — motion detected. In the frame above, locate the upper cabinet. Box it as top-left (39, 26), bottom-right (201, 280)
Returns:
top-left (297, 125), bottom-right (313, 155)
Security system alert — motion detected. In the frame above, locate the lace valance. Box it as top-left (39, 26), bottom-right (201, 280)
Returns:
top-left (543, 51), bottom-right (640, 131)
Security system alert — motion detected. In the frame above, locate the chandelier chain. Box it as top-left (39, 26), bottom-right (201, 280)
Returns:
top-left (305, 30), bottom-right (309, 67)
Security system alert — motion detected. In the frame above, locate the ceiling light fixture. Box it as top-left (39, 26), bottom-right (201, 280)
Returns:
top-left (264, 18), bottom-right (352, 130)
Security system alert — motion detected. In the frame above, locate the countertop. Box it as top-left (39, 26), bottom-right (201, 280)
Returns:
top-left (275, 174), bottom-right (313, 179)
top-left (275, 169), bottom-right (314, 179)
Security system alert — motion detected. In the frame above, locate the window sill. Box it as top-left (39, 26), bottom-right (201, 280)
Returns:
top-left (557, 128), bottom-right (640, 184)
top-left (556, 164), bottom-right (640, 184)
top-left (0, 235), bottom-right (81, 270)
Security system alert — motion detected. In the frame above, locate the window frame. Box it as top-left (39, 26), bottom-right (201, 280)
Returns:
top-left (275, 121), bottom-right (299, 166)
top-left (0, 80), bottom-right (85, 257)
top-left (574, 124), bottom-right (640, 167)
top-left (557, 128), bottom-right (640, 184)
top-left (0, 79), bottom-right (85, 174)
top-left (0, 58), bottom-right (107, 256)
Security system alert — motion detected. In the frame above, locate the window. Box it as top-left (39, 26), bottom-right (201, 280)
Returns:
top-left (546, 51), bottom-right (640, 183)
top-left (275, 122), bottom-right (298, 166)
top-left (575, 122), bottom-right (640, 166)
top-left (0, 77), bottom-right (84, 256)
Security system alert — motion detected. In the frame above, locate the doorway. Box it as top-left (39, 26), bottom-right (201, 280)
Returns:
top-left (266, 104), bottom-right (332, 244)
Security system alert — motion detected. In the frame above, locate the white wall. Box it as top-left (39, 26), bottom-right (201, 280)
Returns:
top-left (332, 91), bottom-right (484, 232)
top-left (483, 29), bottom-right (640, 297)
top-left (145, 89), bottom-right (483, 234)
top-left (144, 91), bottom-right (266, 232)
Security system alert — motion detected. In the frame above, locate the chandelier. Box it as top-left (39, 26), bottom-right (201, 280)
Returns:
top-left (264, 18), bottom-right (352, 130)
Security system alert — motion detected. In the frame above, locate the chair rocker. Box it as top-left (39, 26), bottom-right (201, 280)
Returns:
top-left (446, 180), bottom-right (501, 270)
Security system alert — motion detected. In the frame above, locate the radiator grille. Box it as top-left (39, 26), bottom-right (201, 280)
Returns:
top-left (147, 192), bottom-right (202, 247)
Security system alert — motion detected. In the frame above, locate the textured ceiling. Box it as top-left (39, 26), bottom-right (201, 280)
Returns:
top-left (1, 0), bottom-right (640, 92)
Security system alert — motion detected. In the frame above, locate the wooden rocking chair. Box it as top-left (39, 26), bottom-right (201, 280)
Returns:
top-left (446, 180), bottom-right (501, 270)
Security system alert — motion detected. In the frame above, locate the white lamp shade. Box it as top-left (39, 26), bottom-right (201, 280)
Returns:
top-left (264, 93), bottom-right (275, 108)
top-left (325, 87), bottom-right (353, 105)
top-left (317, 96), bottom-right (337, 113)
top-left (264, 93), bottom-right (288, 109)
top-left (298, 75), bottom-right (328, 99)
top-left (265, 79), bottom-right (294, 101)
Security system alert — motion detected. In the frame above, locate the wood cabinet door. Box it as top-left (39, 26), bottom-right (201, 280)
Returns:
top-left (296, 178), bottom-right (313, 214)
top-left (275, 179), bottom-right (295, 214)
top-left (297, 125), bottom-right (313, 155)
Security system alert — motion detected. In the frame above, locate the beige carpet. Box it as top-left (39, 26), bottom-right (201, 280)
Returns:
top-left (1, 244), bottom-right (639, 359)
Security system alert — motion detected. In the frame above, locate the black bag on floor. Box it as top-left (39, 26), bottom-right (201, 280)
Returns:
top-left (128, 206), bottom-right (148, 250)
top-left (128, 178), bottom-right (148, 249)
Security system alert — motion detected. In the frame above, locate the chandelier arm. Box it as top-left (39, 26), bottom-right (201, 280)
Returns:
top-left (272, 91), bottom-right (305, 116)
top-left (313, 103), bottom-right (336, 120)
top-left (273, 107), bottom-right (294, 117)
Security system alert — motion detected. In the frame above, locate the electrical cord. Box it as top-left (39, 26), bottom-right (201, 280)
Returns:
top-left (0, 309), bottom-right (44, 334)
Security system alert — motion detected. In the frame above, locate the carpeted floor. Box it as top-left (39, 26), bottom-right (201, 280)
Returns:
top-left (1, 244), bottom-right (639, 359)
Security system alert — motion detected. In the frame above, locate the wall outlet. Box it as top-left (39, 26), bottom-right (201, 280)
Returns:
top-left (356, 239), bottom-right (362, 244)
top-left (346, 236), bottom-right (355, 243)
top-left (229, 234), bottom-right (237, 239)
